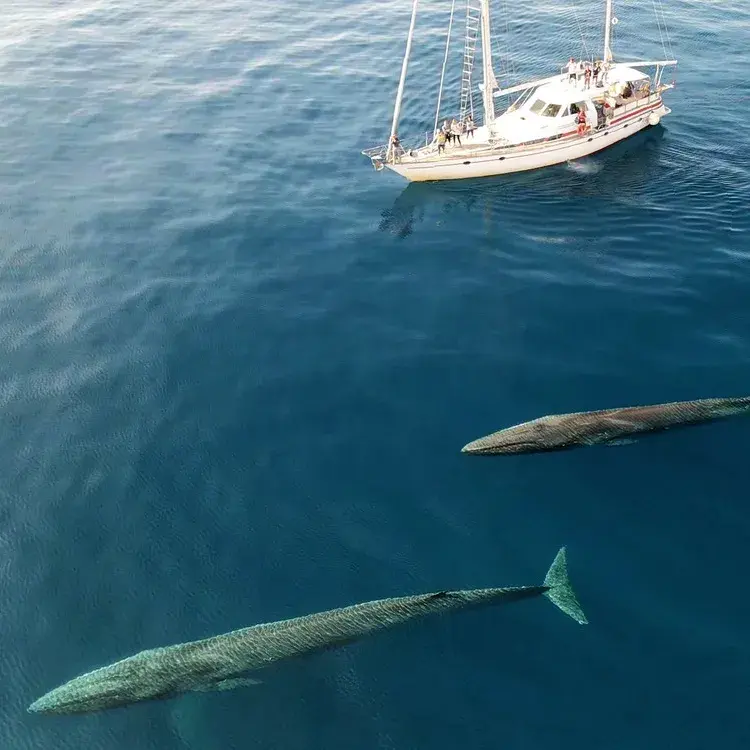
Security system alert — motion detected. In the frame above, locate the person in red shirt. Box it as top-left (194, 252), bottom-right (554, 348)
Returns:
top-left (576, 107), bottom-right (588, 136)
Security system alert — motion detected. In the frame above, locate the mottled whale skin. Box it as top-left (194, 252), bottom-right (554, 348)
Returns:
top-left (29, 548), bottom-right (585, 716)
top-left (461, 396), bottom-right (750, 455)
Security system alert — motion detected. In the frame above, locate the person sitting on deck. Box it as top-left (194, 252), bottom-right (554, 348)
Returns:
top-left (576, 107), bottom-right (588, 136)
top-left (604, 82), bottom-right (621, 107)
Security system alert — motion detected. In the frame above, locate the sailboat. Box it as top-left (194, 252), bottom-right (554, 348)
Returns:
top-left (362, 0), bottom-right (676, 182)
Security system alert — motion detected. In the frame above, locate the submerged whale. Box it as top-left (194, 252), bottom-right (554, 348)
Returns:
top-left (461, 396), bottom-right (750, 455)
top-left (29, 547), bottom-right (586, 715)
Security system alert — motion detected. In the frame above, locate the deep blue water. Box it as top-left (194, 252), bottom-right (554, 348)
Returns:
top-left (2, 0), bottom-right (750, 748)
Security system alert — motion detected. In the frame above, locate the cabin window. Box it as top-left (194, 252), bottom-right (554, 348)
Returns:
top-left (529, 98), bottom-right (547, 114)
top-left (541, 103), bottom-right (561, 117)
top-left (567, 101), bottom-right (587, 116)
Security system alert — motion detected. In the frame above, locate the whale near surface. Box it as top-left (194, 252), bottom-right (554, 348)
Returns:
top-left (28, 548), bottom-right (586, 716)
top-left (461, 396), bottom-right (750, 455)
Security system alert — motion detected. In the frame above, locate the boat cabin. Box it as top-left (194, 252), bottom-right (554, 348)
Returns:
top-left (490, 64), bottom-right (651, 146)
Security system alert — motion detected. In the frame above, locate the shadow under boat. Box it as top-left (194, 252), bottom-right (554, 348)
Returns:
top-left (378, 125), bottom-right (667, 239)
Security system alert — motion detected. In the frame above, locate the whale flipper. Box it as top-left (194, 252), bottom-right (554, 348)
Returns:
top-left (192, 677), bottom-right (263, 693)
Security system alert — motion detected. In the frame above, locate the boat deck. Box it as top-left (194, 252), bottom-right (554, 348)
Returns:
top-left (393, 87), bottom-right (664, 164)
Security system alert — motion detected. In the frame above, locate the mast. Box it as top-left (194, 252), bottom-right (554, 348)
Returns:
top-left (479, 0), bottom-right (496, 126)
top-left (603, 0), bottom-right (613, 62)
top-left (388, 0), bottom-right (419, 160)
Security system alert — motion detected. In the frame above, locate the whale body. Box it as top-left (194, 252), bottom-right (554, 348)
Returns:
top-left (461, 396), bottom-right (750, 455)
top-left (29, 547), bottom-right (586, 716)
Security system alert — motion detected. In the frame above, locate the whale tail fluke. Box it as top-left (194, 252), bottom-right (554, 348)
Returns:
top-left (542, 547), bottom-right (588, 624)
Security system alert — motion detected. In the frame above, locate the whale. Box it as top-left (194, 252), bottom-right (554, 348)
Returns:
top-left (28, 547), bottom-right (585, 715)
top-left (461, 396), bottom-right (750, 455)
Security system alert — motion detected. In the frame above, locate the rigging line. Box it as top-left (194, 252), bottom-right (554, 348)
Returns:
top-left (490, 2), bottom-right (501, 74)
top-left (434, 0), bottom-right (457, 136)
top-left (502, 0), bottom-right (515, 81)
top-left (500, 2), bottom-right (510, 79)
top-left (569, 1), bottom-right (590, 60)
top-left (489, 0), bottom-right (511, 81)
top-left (486, 0), bottom-right (497, 89)
top-left (651, 0), bottom-right (667, 60)
top-left (655, 0), bottom-right (675, 60)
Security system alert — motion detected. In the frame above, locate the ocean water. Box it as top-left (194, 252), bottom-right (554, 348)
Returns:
top-left (2, 0), bottom-right (749, 748)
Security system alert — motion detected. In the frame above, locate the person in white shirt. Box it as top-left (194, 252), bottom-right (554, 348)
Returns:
top-left (464, 115), bottom-right (475, 139)
top-left (450, 118), bottom-right (463, 146)
top-left (442, 119), bottom-right (452, 145)
top-left (566, 57), bottom-right (577, 84)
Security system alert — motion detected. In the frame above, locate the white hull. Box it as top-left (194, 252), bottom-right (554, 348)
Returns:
top-left (388, 100), bottom-right (668, 182)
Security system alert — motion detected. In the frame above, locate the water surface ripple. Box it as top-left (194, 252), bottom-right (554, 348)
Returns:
top-left (1, 1), bottom-right (749, 749)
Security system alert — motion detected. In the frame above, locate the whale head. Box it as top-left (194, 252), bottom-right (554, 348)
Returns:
top-left (28, 650), bottom-right (173, 715)
top-left (461, 416), bottom-right (567, 455)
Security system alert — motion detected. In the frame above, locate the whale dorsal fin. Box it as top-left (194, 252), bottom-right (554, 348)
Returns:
top-left (426, 591), bottom-right (452, 601)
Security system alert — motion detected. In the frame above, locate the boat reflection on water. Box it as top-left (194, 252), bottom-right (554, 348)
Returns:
top-left (378, 125), bottom-right (666, 240)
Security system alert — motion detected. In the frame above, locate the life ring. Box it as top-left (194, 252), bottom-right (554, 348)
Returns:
top-left (648, 112), bottom-right (661, 126)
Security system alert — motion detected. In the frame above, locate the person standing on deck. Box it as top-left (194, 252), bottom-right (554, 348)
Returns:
top-left (593, 60), bottom-right (602, 87)
top-left (583, 64), bottom-right (592, 90)
top-left (464, 115), bottom-right (475, 139)
top-left (566, 57), bottom-right (577, 84)
top-left (436, 130), bottom-right (446, 154)
top-left (442, 119), bottom-right (452, 145)
top-left (451, 118), bottom-right (463, 146)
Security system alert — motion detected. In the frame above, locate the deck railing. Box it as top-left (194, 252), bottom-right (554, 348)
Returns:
top-left (610, 90), bottom-right (659, 115)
